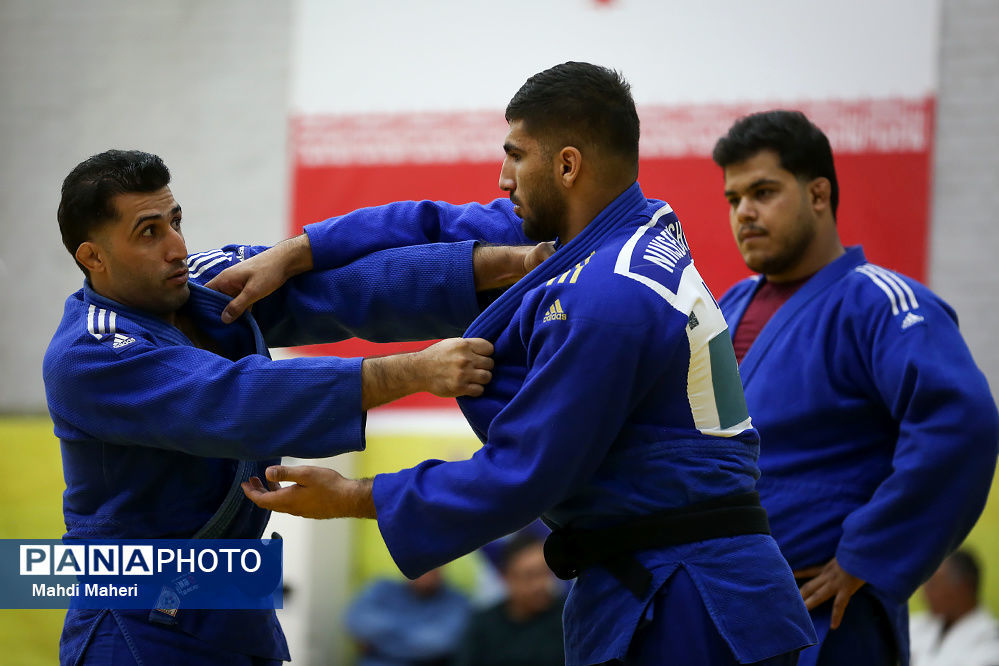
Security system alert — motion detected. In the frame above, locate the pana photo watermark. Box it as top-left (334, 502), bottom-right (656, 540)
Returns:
top-left (2, 539), bottom-right (282, 610)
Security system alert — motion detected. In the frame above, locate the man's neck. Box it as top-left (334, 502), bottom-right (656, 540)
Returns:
top-left (560, 180), bottom-right (633, 245)
top-left (88, 280), bottom-right (179, 327)
top-left (765, 226), bottom-right (845, 284)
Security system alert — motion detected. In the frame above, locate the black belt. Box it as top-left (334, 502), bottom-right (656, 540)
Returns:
top-left (543, 491), bottom-right (770, 598)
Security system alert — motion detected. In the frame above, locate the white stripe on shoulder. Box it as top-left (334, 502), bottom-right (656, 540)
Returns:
top-left (871, 265), bottom-right (909, 312)
top-left (187, 248), bottom-right (223, 260)
top-left (189, 254), bottom-right (230, 278)
top-left (855, 265), bottom-right (901, 315)
top-left (186, 249), bottom-right (221, 264)
top-left (87, 304), bottom-right (100, 339)
top-left (869, 265), bottom-right (919, 311)
top-left (86, 305), bottom-right (121, 339)
top-left (867, 266), bottom-right (909, 312)
top-left (187, 249), bottom-right (225, 273)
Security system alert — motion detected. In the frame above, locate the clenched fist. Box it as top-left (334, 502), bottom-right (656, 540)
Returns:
top-left (414, 337), bottom-right (495, 398)
top-left (525, 242), bottom-right (556, 273)
top-left (360, 337), bottom-right (496, 410)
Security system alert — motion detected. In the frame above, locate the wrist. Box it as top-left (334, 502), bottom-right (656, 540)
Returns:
top-left (278, 233), bottom-right (314, 280)
top-left (401, 351), bottom-right (428, 395)
top-left (351, 478), bottom-right (376, 518)
top-left (360, 352), bottom-right (424, 411)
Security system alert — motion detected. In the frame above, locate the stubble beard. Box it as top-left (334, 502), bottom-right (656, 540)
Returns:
top-left (520, 177), bottom-right (568, 243)
top-left (746, 207), bottom-right (818, 277)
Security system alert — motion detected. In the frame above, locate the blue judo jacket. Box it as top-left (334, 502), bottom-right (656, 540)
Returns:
top-left (720, 247), bottom-right (999, 666)
top-left (305, 184), bottom-right (817, 665)
top-left (43, 241), bottom-right (483, 664)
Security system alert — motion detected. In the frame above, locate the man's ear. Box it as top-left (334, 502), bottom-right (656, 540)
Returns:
top-left (809, 177), bottom-right (832, 213)
top-left (558, 147), bottom-right (582, 188)
top-left (75, 241), bottom-right (106, 275)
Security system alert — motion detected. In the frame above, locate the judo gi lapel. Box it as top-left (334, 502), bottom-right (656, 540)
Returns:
top-left (738, 246), bottom-right (867, 386)
top-left (186, 283), bottom-right (270, 354)
top-left (83, 281), bottom-right (269, 541)
top-left (464, 182), bottom-right (647, 341)
top-left (457, 183), bottom-right (647, 440)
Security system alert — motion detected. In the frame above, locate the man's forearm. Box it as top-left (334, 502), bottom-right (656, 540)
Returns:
top-left (344, 477), bottom-right (377, 519)
top-left (280, 237), bottom-right (529, 289)
top-left (361, 354), bottom-right (422, 411)
top-left (472, 244), bottom-right (534, 291)
top-left (271, 233), bottom-right (314, 279)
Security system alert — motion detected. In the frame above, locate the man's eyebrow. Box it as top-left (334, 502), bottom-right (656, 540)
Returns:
top-left (724, 178), bottom-right (782, 197)
top-left (132, 205), bottom-right (182, 231)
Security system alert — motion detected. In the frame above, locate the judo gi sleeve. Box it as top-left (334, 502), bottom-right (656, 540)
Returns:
top-left (835, 290), bottom-right (999, 602)
top-left (192, 241), bottom-right (482, 345)
top-left (47, 339), bottom-right (366, 461)
top-left (371, 310), bottom-right (665, 578)
top-left (253, 241), bottom-right (484, 346)
top-left (303, 199), bottom-right (530, 270)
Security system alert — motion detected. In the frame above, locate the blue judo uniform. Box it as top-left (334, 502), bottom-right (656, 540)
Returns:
top-left (304, 184), bottom-right (817, 665)
top-left (43, 241), bottom-right (484, 665)
top-left (719, 247), bottom-right (999, 666)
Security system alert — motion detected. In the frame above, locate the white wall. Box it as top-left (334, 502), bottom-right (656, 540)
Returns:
top-left (930, 0), bottom-right (999, 395)
top-left (0, 0), bottom-right (292, 411)
top-left (292, 0), bottom-right (938, 114)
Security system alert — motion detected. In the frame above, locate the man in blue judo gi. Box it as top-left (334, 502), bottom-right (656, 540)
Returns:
top-left (711, 110), bottom-right (999, 666)
top-left (45, 149), bottom-right (540, 664)
top-left (240, 62), bottom-right (817, 665)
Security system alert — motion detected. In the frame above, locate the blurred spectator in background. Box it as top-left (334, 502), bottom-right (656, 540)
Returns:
top-left (473, 520), bottom-right (552, 606)
top-left (910, 549), bottom-right (999, 666)
top-left (344, 568), bottom-right (470, 666)
top-left (455, 532), bottom-right (565, 666)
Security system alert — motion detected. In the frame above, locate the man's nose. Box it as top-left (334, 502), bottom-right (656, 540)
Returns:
top-left (498, 161), bottom-right (515, 192)
top-left (735, 197), bottom-right (756, 222)
top-left (164, 227), bottom-right (187, 262)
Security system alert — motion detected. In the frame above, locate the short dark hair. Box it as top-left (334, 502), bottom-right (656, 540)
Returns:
top-left (58, 150), bottom-right (171, 274)
top-left (500, 531), bottom-right (544, 573)
top-left (505, 61), bottom-right (640, 172)
top-left (712, 110), bottom-right (839, 217)
top-left (945, 548), bottom-right (981, 595)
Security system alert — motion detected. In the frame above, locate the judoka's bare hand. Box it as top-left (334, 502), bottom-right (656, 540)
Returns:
top-left (795, 558), bottom-right (865, 630)
top-left (415, 337), bottom-right (494, 397)
top-left (241, 465), bottom-right (376, 519)
top-left (525, 242), bottom-right (556, 273)
top-left (205, 234), bottom-right (313, 324)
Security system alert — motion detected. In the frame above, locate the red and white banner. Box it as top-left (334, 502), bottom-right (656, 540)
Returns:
top-left (287, 0), bottom-right (938, 408)
top-left (288, 97), bottom-right (934, 407)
